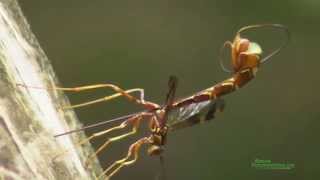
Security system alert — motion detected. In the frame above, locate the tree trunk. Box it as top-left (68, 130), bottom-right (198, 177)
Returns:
top-left (0, 0), bottom-right (102, 179)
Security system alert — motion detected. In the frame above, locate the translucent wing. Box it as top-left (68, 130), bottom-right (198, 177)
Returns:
top-left (167, 99), bottom-right (225, 131)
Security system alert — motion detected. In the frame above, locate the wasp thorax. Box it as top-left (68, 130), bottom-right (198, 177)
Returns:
top-left (147, 145), bottom-right (164, 156)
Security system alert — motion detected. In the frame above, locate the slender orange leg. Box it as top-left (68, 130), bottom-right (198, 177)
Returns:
top-left (60, 88), bottom-right (145, 109)
top-left (17, 83), bottom-right (159, 110)
top-left (53, 120), bottom-right (127, 161)
top-left (98, 136), bottom-right (153, 180)
top-left (84, 112), bottom-right (153, 167)
top-left (54, 112), bottom-right (153, 161)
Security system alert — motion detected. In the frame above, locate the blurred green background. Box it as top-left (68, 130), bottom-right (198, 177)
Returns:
top-left (19, 1), bottom-right (319, 180)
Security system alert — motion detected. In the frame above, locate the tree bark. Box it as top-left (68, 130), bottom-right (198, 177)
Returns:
top-left (0, 0), bottom-right (102, 179)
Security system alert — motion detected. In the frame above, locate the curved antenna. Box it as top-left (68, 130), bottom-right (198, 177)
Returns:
top-left (237, 24), bottom-right (290, 64)
top-left (219, 41), bottom-right (233, 73)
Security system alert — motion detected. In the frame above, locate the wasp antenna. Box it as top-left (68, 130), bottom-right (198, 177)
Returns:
top-left (237, 24), bottom-right (290, 64)
top-left (219, 41), bottom-right (233, 73)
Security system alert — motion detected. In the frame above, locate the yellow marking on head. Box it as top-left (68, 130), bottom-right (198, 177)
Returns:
top-left (247, 42), bottom-right (262, 55)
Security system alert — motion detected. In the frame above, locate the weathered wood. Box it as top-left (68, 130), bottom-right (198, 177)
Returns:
top-left (0, 0), bottom-right (102, 179)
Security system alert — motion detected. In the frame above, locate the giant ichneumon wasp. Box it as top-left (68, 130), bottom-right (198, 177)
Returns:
top-left (18, 24), bottom-right (289, 179)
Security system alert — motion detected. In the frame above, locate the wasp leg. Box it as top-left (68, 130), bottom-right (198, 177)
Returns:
top-left (61, 88), bottom-right (145, 109)
top-left (84, 112), bottom-right (153, 167)
top-left (98, 137), bottom-right (152, 180)
top-left (18, 83), bottom-right (158, 109)
top-left (53, 83), bottom-right (147, 109)
top-left (54, 112), bottom-right (152, 161)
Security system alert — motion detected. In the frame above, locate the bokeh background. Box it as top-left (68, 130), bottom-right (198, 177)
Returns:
top-left (19, 1), bottom-right (319, 180)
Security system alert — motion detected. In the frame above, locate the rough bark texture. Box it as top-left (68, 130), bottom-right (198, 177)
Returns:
top-left (0, 0), bottom-right (102, 179)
